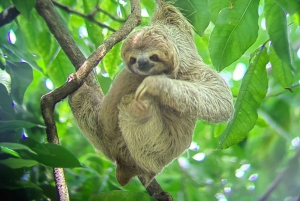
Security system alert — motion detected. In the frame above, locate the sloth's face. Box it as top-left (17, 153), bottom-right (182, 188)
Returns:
top-left (121, 28), bottom-right (177, 77)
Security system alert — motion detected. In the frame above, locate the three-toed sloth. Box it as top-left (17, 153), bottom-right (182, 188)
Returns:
top-left (69, 0), bottom-right (234, 187)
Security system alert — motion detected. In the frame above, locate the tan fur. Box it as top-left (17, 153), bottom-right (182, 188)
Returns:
top-left (68, 0), bottom-right (234, 187)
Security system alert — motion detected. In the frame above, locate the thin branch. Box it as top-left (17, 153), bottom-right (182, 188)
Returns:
top-left (98, 7), bottom-right (125, 23)
top-left (259, 147), bottom-right (300, 201)
top-left (52, 0), bottom-right (124, 32)
top-left (0, 5), bottom-right (20, 27)
top-left (266, 82), bottom-right (300, 98)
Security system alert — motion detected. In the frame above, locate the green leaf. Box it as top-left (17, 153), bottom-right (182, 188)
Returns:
top-left (219, 46), bottom-right (269, 149)
top-left (0, 180), bottom-right (42, 191)
top-left (0, 146), bottom-right (20, 158)
top-left (103, 43), bottom-right (122, 78)
top-left (0, 158), bottom-right (38, 169)
top-left (274, 0), bottom-right (300, 15)
top-left (209, 0), bottom-right (259, 71)
top-left (11, 0), bottom-right (36, 19)
top-left (83, 0), bottom-right (104, 46)
top-left (0, 84), bottom-right (14, 117)
top-left (0, 48), bottom-right (6, 69)
top-left (36, 143), bottom-right (82, 168)
top-left (0, 68), bottom-right (11, 92)
top-left (264, 0), bottom-right (293, 68)
top-left (88, 190), bottom-right (156, 201)
top-left (21, 138), bottom-right (81, 168)
top-left (1, 41), bottom-right (42, 72)
top-left (37, 30), bottom-right (59, 67)
top-left (175, 0), bottom-right (211, 36)
top-left (208, 0), bottom-right (230, 24)
top-left (0, 142), bottom-right (37, 155)
top-left (6, 61), bottom-right (33, 104)
top-left (269, 45), bottom-right (293, 88)
top-left (0, 120), bottom-right (37, 132)
top-left (21, 137), bottom-right (50, 154)
top-left (48, 50), bottom-right (74, 87)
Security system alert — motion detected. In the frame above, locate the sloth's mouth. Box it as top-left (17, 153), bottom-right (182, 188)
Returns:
top-left (137, 63), bottom-right (154, 72)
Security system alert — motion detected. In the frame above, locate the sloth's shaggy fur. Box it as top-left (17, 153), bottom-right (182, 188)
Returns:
top-left (68, 0), bottom-right (234, 187)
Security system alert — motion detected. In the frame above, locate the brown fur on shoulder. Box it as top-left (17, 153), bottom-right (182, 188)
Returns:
top-left (69, 0), bottom-right (234, 187)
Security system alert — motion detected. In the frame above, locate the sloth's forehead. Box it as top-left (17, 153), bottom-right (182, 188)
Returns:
top-left (129, 30), bottom-right (167, 50)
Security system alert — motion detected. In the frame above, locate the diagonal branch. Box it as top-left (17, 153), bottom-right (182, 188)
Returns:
top-left (145, 178), bottom-right (173, 201)
top-left (258, 147), bottom-right (300, 201)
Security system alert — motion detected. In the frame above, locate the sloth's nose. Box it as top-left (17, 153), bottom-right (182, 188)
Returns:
top-left (137, 57), bottom-right (152, 71)
top-left (137, 57), bottom-right (149, 66)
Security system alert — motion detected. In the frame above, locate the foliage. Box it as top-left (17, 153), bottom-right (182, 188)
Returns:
top-left (0, 0), bottom-right (300, 200)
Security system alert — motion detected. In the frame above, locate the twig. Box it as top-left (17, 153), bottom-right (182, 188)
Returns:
top-left (0, 5), bottom-right (20, 27)
top-left (258, 147), bottom-right (300, 201)
top-left (266, 83), bottom-right (300, 98)
top-left (52, 0), bottom-right (124, 32)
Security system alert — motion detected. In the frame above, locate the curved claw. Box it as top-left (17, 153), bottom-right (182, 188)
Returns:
top-left (135, 82), bottom-right (148, 101)
top-left (130, 99), bottom-right (149, 117)
top-left (133, 99), bottom-right (147, 111)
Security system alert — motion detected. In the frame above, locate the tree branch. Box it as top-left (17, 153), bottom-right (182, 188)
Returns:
top-left (0, 5), bottom-right (20, 27)
top-left (259, 147), bottom-right (300, 201)
top-left (144, 178), bottom-right (173, 201)
top-left (52, 0), bottom-right (124, 32)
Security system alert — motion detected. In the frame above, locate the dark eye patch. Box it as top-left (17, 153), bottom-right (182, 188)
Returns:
top-left (149, 54), bottom-right (159, 62)
top-left (130, 57), bottom-right (136, 64)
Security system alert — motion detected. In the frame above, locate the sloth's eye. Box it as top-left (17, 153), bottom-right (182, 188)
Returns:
top-left (130, 57), bottom-right (136, 64)
top-left (150, 54), bottom-right (159, 62)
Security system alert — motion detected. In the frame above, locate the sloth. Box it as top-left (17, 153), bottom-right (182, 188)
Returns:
top-left (68, 0), bottom-right (234, 187)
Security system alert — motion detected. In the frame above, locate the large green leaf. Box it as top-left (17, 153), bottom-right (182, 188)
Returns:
top-left (0, 120), bottom-right (37, 132)
top-left (88, 190), bottom-right (156, 201)
top-left (0, 142), bottom-right (37, 155)
top-left (103, 43), bottom-right (122, 78)
top-left (208, 0), bottom-right (230, 24)
top-left (175, 0), bottom-right (211, 36)
top-left (269, 46), bottom-right (293, 88)
top-left (1, 41), bottom-right (42, 72)
top-left (83, 0), bottom-right (104, 47)
top-left (5, 61), bottom-right (33, 104)
top-left (209, 0), bottom-right (259, 71)
top-left (21, 138), bottom-right (82, 168)
top-left (219, 47), bottom-right (269, 149)
top-left (274, 0), bottom-right (300, 25)
top-left (0, 180), bottom-right (42, 191)
top-left (0, 158), bottom-right (38, 169)
top-left (37, 30), bottom-right (59, 67)
top-left (0, 84), bottom-right (14, 117)
top-left (11, 0), bottom-right (36, 19)
top-left (0, 68), bottom-right (11, 92)
top-left (48, 50), bottom-right (74, 87)
top-left (264, 0), bottom-right (293, 68)
top-left (0, 146), bottom-right (20, 158)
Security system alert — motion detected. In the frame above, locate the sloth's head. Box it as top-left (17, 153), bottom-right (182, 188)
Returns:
top-left (121, 27), bottom-right (179, 77)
